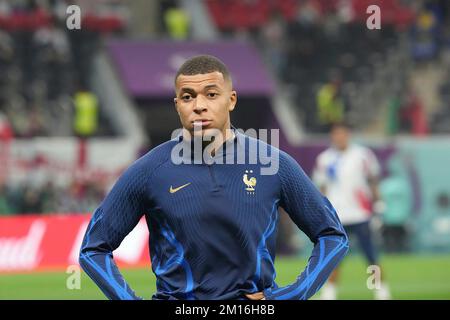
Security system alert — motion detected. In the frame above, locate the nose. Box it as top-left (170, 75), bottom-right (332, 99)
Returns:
top-left (193, 96), bottom-right (207, 114)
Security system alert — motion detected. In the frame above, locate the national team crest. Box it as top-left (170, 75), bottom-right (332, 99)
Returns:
top-left (243, 170), bottom-right (257, 193)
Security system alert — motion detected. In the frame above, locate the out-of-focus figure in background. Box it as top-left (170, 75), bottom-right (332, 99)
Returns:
top-left (316, 74), bottom-right (346, 129)
top-left (313, 122), bottom-right (391, 300)
top-left (379, 156), bottom-right (413, 253)
top-left (163, 2), bottom-right (191, 40)
top-left (73, 85), bottom-right (98, 138)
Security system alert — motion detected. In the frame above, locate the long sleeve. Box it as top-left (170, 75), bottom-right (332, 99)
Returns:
top-left (264, 152), bottom-right (349, 300)
top-left (78, 158), bottom-right (150, 300)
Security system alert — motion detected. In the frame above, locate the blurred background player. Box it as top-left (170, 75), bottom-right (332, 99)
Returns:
top-left (313, 122), bottom-right (391, 300)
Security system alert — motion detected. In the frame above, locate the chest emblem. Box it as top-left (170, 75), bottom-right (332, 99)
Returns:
top-left (243, 170), bottom-right (257, 193)
top-left (169, 183), bottom-right (191, 194)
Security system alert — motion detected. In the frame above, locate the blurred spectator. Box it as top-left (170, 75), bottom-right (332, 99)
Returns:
top-left (73, 87), bottom-right (99, 138)
top-left (296, 0), bottom-right (321, 26)
top-left (33, 22), bottom-right (72, 100)
top-left (164, 6), bottom-right (190, 41)
top-left (0, 112), bottom-right (13, 140)
top-left (380, 171), bottom-right (412, 253)
top-left (410, 7), bottom-right (441, 62)
top-left (316, 75), bottom-right (345, 127)
top-left (0, 112), bottom-right (12, 183)
top-left (40, 180), bottom-right (57, 213)
top-left (400, 91), bottom-right (429, 136)
top-left (26, 104), bottom-right (47, 137)
top-left (0, 29), bottom-right (14, 69)
top-left (386, 96), bottom-right (402, 136)
top-left (20, 186), bottom-right (43, 214)
top-left (260, 12), bottom-right (286, 76)
top-left (0, 182), bottom-right (13, 215)
top-left (336, 0), bottom-right (354, 24)
top-left (0, 0), bottom-right (11, 15)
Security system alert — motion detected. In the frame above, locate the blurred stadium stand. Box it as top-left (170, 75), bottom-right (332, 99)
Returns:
top-left (0, 0), bottom-right (143, 216)
top-left (0, 0), bottom-right (130, 138)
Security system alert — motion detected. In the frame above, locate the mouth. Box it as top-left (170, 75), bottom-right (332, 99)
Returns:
top-left (192, 119), bottom-right (212, 128)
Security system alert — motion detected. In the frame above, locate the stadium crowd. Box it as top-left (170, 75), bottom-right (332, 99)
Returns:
top-left (0, 0), bottom-right (127, 214)
top-left (0, 179), bottom-right (105, 215)
top-left (0, 0), bottom-right (126, 138)
top-left (207, 0), bottom-right (450, 134)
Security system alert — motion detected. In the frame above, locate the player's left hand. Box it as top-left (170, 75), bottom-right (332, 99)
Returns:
top-left (245, 292), bottom-right (265, 300)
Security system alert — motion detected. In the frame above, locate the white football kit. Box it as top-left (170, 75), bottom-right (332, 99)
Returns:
top-left (313, 144), bottom-right (380, 225)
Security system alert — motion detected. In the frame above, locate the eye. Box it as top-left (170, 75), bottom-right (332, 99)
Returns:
top-left (182, 94), bottom-right (192, 101)
top-left (207, 92), bottom-right (218, 98)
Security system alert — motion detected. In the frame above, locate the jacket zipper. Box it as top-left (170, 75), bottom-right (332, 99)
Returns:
top-left (207, 164), bottom-right (219, 190)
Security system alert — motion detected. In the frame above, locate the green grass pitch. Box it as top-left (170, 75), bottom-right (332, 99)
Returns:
top-left (1, 254), bottom-right (449, 300)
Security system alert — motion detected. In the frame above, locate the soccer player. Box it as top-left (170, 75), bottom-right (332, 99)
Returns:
top-left (313, 122), bottom-right (391, 300)
top-left (79, 55), bottom-right (349, 300)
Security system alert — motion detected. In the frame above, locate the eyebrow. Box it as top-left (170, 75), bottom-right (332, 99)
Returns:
top-left (204, 84), bottom-right (220, 90)
top-left (179, 87), bottom-right (196, 95)
top-left (179, 84), bottom-right (221, 96)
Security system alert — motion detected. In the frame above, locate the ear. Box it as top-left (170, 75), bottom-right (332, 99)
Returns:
top-left (228, 91), bottom-right (237, 112)
top-left (174, 97), bottom-right (180, 115)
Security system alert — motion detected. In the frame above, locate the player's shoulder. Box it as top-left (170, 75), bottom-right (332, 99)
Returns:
top-left (241, 131), bottom-right (280, 152)
top-left (350, 143), bottom-right (376, 158)
top-left (242, 132), bottom-right (285, 155)
top-left (130, 139), bottom-right (178, 174)
top-left (317, 147), bottom-right (336, 163)
top-left (143, 138), bottom-right (179, 157)
top-left (237, 131), bottom-right (297, 168)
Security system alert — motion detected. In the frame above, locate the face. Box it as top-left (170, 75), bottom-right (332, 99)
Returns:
top-left (330, 126), bottom-right (350, 150)
top-left (174, 71), bottom-right (237, 138)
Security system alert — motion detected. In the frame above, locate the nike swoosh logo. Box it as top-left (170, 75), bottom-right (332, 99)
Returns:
top-left (169, 183), bottom-right (191, 194)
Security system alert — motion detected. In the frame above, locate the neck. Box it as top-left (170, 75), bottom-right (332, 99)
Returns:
top-left (211, 126), bottom-right (234, 149)
top-left (183, 126), bottom-right (235, 156)
top-left (336, 144), bottom-right (349, 151)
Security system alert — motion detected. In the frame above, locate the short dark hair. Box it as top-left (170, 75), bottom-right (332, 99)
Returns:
top-left (175, 55), bottom-right (231, 84)
top-left (330, 121), bottom-right (352, 132)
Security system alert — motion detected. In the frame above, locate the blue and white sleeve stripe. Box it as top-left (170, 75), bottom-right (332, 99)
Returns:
top-left (78, 208), bottom-right (141, 300)
top-left (79, 252), bottom-right (136, 300)
top-left (78, 157), bottom-right (149, 300)
top-left (263, 235), bottom-right (349, 300)
top-left (271, 151), bottom-right (350, 300)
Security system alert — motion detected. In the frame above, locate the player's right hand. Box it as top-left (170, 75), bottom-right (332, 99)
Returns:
top-left (245, 292), bottom-right (265, 300)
